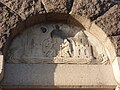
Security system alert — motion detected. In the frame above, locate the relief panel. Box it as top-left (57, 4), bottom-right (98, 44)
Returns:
top-left (6, 23), bottom-right (110, 64)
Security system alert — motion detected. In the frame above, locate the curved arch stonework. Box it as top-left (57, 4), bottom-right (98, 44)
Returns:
top-left (1, 14), bottom-right (117, 64)
top-left (0, 0), bottom-right (120, 89)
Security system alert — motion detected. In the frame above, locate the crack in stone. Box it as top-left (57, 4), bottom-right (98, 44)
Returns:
top-left (66, 0), bottom-right (74, 14)
top-left (0, 1), bottom-right (26, 20)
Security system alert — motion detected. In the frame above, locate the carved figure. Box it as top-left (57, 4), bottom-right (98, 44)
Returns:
top-left (50, 25), bottom-right (74, 57)
top-left (61, 39), bottom-right (73, 57)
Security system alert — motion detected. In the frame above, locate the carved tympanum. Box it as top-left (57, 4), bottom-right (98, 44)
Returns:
top-left (6, 23), bottom-right (110, 64)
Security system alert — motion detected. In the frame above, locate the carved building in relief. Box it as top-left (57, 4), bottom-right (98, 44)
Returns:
top-left (6, 23), bottom-right (110, 64)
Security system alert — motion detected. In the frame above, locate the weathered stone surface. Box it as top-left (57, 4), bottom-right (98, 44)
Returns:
top-left (0, 3), bottom-right (20, 32)
top-left (72, 0), bottom-right (115, 21)
top-left (0, 0), bottom-right (46, 49)
top-left (95, 5), bottom-right (120, 36)
top-left (0, 1), bottom-right (120, 89)
top-left (0, 0), bottom-right (45, 19)
top-left (110, 35), bottom-right (120, 56)
top-left (0, 3), bottom-right (21, 48)
top-left (41, 0), bottom-right (68, 13)
top-left (95, 5), bottom-right (120, 56)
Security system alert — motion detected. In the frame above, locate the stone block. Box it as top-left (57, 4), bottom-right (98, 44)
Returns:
top-left (1, 64), bottom-right (116, 88)
top-left (71, 0), bottom-right (114, 21)
top-left (41, 0), bottom-right (68, 13)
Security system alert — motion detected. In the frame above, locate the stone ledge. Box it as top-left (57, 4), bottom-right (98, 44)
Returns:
top-left (1, 85), bottom-right (116, 90)
top-left (1, 64), bottom-right (116, 87)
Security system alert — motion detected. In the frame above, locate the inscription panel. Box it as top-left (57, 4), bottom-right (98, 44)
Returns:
top-left (6, 23), bottom-right (110, 64)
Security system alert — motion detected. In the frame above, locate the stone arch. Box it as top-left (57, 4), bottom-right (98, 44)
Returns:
top-left (1, 14), bottom-right (116, 63)
top-left (0, 13), bottom-right (119, 89)
top-left (0, 0), bottom-right (120, 89)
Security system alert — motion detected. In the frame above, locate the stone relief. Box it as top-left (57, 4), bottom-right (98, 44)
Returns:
top-left (6, 23), bottom-right (110, 64)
